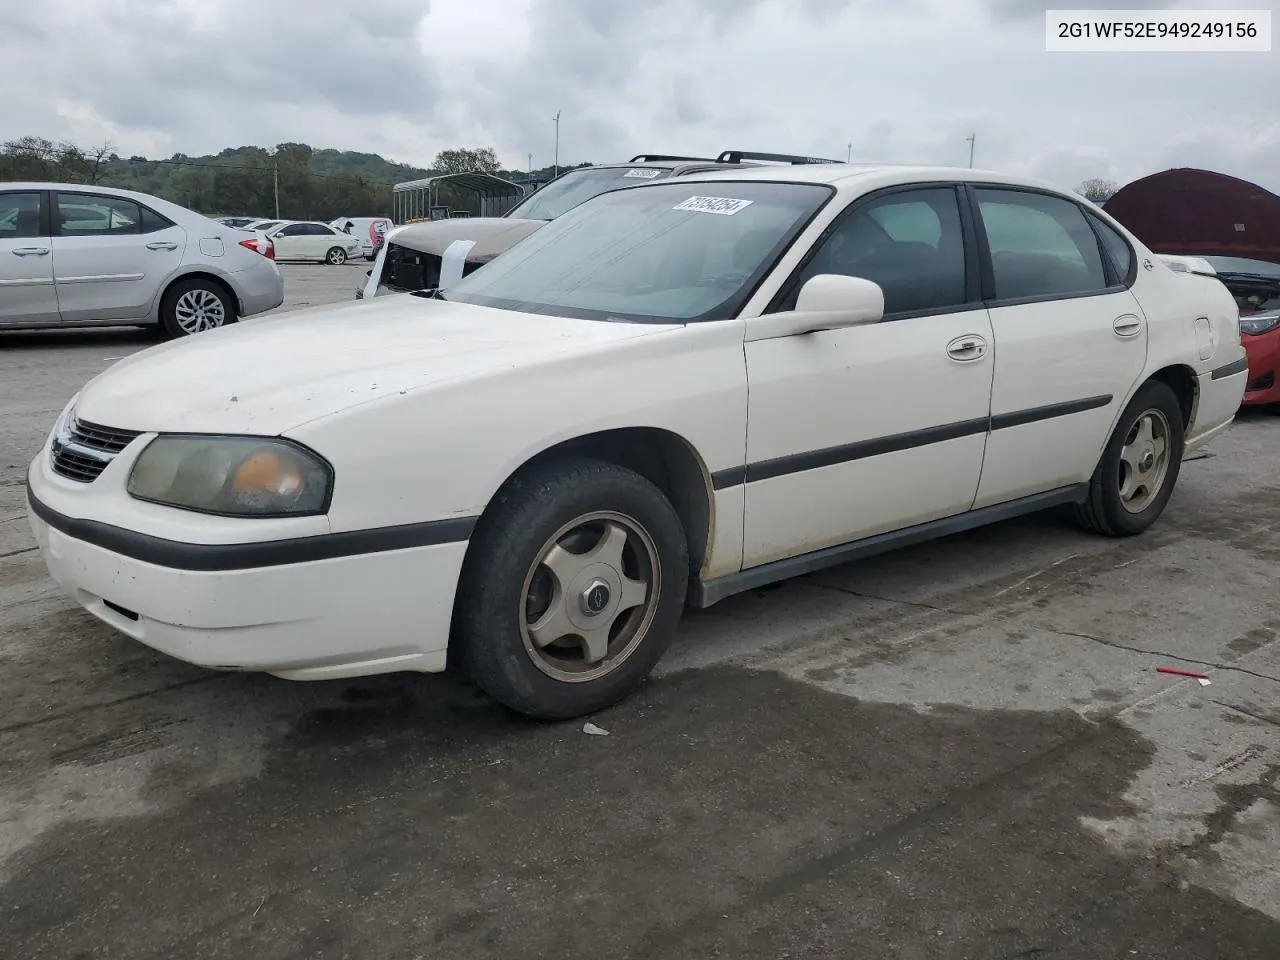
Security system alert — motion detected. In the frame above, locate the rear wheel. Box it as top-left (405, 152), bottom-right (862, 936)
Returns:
top-left (452, 458), bottom-right (688, 720)
top-left (325, 247), bottom-right (347, 265)
top-left (1074, 380), bottom-right (1185, 537)
top-left (159, 278), bottom-right (235, 339)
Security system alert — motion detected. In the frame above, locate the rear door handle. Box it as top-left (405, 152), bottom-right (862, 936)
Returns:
top-left (11, 246), bottom-right (50, 256)
top-left (146, 241), bottom-right (178, 251)
top-left (946, 334), bottom-right (988, 362)
top-left (1113, 314), bottom-right (1143, 337)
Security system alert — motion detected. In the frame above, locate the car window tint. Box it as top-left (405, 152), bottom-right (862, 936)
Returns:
top-left (139, 205), bottom-right (173, 234)
top-left (279, 224), bottom-right (307, 236)
top-left (507, 166), bottom-right (674, 221)
top-left (56, 193), bottom-right (141, 236)
top-left (789, 187), bottom-right (967, 315)
top-left (0, 192), bottom-right (44, 239)
top-left (1088, 212), bottom-right (1133, 280)
top-left (975, 189), bottom-right (1108, 300)
top-left (868, 201), bottom-right (942, 245)
top-left (446, 181), bottom-right (832, 323)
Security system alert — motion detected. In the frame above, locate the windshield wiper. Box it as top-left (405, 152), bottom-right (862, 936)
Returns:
top-left (1215, 271), bottom-right (1280, 286)
top-left (410, 288), bottom-right (449, 301)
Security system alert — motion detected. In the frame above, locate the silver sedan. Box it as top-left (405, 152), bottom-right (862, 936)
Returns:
top-left (0, 182), bottom-right (284, 338)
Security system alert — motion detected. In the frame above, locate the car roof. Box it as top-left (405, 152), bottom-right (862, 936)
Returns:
top-left (1, 181), bottom-right (171, 201)
top-left (1, 181), bottom-right (234, 224)
top-left (560, 160), bottom-right (726, 175)
top-left (667, 163), bottom-right (1079, 195)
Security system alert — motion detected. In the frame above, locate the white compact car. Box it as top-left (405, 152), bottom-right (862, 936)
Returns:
top-left (0, 183), bottom-right (284, 337)
top-left (260, 220), bottom-right (363, 264)
top-left (330, 216), bottom-right (394, 260)
top-left (26, 164), bottom-right (1247, 719)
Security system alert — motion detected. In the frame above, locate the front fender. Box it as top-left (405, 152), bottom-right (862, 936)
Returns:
top-left (287, 321), bottom-right (750, 537)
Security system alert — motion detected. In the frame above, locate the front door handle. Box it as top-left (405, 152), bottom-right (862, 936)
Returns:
top-left (146, 241), bottom-right (179, 251)
top-left (946, 334), bottom-right (987, 362)
top-left (1113, 314), bottom-right (1143, 338)
top-left (11, 246), bottom-right (50, 256)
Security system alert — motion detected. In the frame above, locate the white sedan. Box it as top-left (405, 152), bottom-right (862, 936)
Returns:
top-left (261, 220), bottom-right (363, 264)
top-left (26, 163), bottom-right (1247, 719)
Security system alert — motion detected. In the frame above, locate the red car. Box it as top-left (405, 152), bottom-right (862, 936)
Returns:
top-left (1191, 256), bottom-right (1280, 406)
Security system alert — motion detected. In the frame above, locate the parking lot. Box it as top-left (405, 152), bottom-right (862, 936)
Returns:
top-left (2, 261), bottom-right (1278, 958)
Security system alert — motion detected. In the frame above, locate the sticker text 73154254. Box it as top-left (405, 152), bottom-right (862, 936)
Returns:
top-left (672, 196), bottom-right (753, 215)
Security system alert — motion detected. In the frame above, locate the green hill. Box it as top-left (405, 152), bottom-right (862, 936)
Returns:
top-left (0, 137), bottom-right (579, 221)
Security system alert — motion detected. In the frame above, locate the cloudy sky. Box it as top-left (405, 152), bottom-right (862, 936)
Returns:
top-left (1, 0), bottom-right (1276, 191)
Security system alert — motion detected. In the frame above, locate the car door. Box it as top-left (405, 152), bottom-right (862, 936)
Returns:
top-left (313, 223), bottom-right (343, 258)
top-left (271, 223), bottom-right (309, 260)
top-left (51, 191), bottom-right (187, 323)
top-left (0, 190), bottom-right (60, 325)
top-left (966, 186), bottom-right (1148, 508)
top-left (741, 184), bottom-right (995, 569)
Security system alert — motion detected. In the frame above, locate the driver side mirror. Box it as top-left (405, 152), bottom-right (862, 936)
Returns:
top-left (746, 274), bottom-right (885, 342)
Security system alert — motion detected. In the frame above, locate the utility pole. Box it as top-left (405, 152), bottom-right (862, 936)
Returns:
top-left (273, 156), bottom-right (280, 219)
top-left (846, 142), bottom-right (852, 163)
top-left (553, 111), bottom-right (560, 179)
top-left (527, 152), bottom-right (532, 175)
top-left (965, 133), bottom-right (976, 168)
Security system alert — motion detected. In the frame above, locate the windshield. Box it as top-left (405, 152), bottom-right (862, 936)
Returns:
top-left (1200, 256), bottom-right (1280, 279)
top-left (506, 166), bottom-right (676, 221)
top-left (445, 180), bottom-right (832, 323)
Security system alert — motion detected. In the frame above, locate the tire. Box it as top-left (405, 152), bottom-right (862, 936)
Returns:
top-left (325, 247), bottom-right (347, 265)
top-left (452, 457), bottom-right (689, 720)
top-left (1074, 380), bottom-right (1185, 537)
top-left (158, 278), bottom-right (235, 339)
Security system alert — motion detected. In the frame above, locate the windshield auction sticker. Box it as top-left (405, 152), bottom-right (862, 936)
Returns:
top-left (673, 196), bottom-right (754, 215)
top-left (624, 168), bottom-right (663, 178)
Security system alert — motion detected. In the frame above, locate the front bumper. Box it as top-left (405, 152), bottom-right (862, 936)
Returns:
top-left (26, 452), bottom-right (469, 681)
top-left (1241, 329), bottom-right (1280, 405)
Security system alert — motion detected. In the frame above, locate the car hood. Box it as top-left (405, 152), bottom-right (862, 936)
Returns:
top-left (73, 295), bottom-right (675, 435)
top-left (387, 217), bottom-right (545, 263)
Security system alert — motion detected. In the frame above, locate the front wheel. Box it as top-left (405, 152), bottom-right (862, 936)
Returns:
top-left (325, 247), bottom-right (347, 265)
top-left (452, 458), bottom-right (689, 720)
top-left (1074, 380), bottom-right (1185, 537)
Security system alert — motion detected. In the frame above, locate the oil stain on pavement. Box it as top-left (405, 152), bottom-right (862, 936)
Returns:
top-left (3, 666), bottom-right (1277, 959)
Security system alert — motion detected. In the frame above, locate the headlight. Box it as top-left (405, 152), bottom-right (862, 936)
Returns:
top-left (1239, 311), bottom-right (1280, 336)
top-left (127, 436), bottom-right (331, 517)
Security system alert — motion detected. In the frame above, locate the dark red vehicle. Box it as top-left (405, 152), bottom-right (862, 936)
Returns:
top-left (1205, 257), bottom-right (1280, 405)
top-left (1105, 168), bottom-right (1280, 405)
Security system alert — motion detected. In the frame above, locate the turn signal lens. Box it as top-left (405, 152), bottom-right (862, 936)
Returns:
top-left (232, 450), bottom-right (305, 498)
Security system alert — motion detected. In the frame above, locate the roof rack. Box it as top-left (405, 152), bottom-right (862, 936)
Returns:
top-left (716, 150), bottom-right (843, 166)
top-left (629, 154), bottom-right (717, 163)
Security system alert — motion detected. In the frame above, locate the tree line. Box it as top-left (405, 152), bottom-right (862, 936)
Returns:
top-left (0, 137), bottom-right (587, 221)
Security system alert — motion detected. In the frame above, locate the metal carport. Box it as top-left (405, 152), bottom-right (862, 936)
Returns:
top-left (1104, 168), bottom-right (1280, 266)
top-left (392, 173), bottom-right (526, 224)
